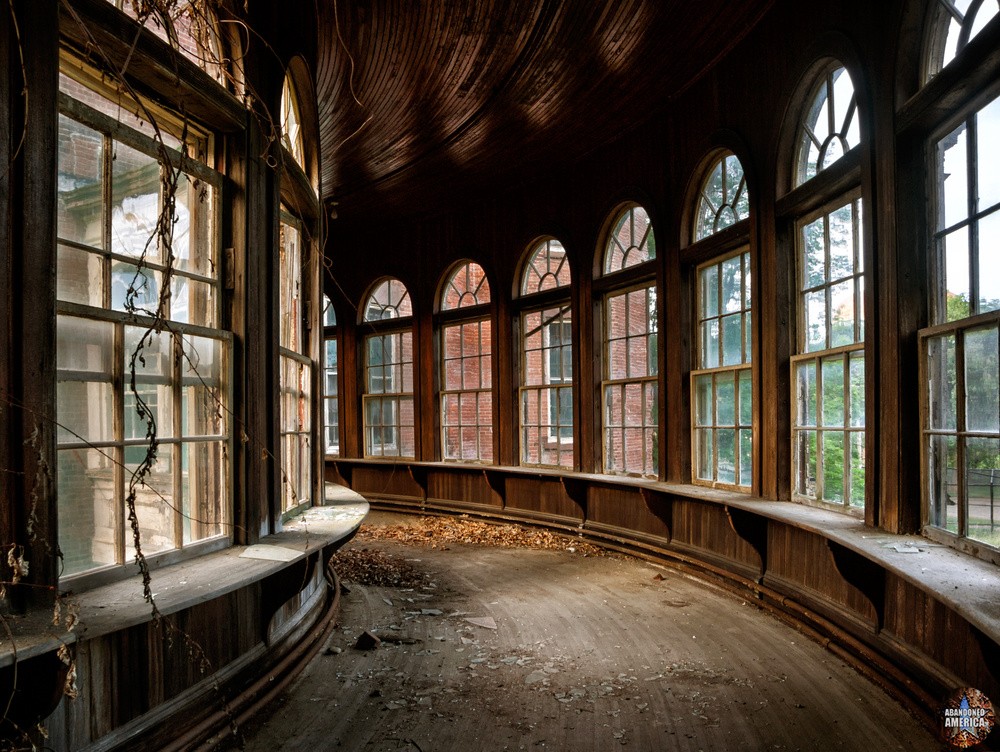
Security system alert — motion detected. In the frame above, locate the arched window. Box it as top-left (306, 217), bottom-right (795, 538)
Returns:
top-left (695, 153), bottom-right (749, 240)
top-left (518, 239), bottom-right (573, 469)
top-left (921, 17), bottom-right (1000, 550)
top-left (689, 151), bottom-right (753, 490)
top-left (795, 65), bottom-right (859, 186)
top-left (600, 205), bottom-right (658, 477)
top-left (108, 0), bottom-right (227, 85)
top-left (281, 74), bottom-right (306, 170)
top-left (787, 63), bottom-right (867, 511)
top-left (323, 295), bottom-right (340, 456)
top-left (439, 262), bottom-right (493, 462)
top-left (924, 0), bottom-right (999, 83)
top-left (362, 278), bottom-right (415, 458)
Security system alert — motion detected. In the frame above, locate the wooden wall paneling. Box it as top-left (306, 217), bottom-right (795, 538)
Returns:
top-left (225, 126), bottom-right (254, 546)
top-left (826, 540), bottom-right (886, 630)
top-left (725, 507), bottom-right (767, 581)
top-left (505, 476), bottom-right (580, 523)
top-left (87, 635), bottom-right (114, 739)
top-left (10, 0), bottom-right (59, 602)
top-left (867, 16), bottom-right (896, 532)
top-left (483, 468), bottom-right (507, 507)
top-left (351, 464), bottom-right (425, 501)
top-left (663, 234), bottom-right (690, 484)
top-left (426, 468), bottom-right (497, 509)
top-left (765, 524), bottom-right (877, 630)
top-left (577, 254), bottom-right (597, 473)
top-left (0, 0), bottom-right (11, 569)
top-left (494, 282), bottom-right (515, 466)
top-left (235, 112), bottom-right (276, 540)
top-left (892, 135), bottom-right (932, 533)
top-left (670, 498), bottom-right (759, 575)
top-left (883, 572), bottom-right (1000, 700)
top-left (586, 485), bottom-right (670, 544)
top-left (47, 640), bottom-right (92, 750)
top-left (417, 297), bottom-right (435, 462)
top-left (340, 316), bottom-right (361, 459)
top-left (755, 179), bottom-right (788, 500)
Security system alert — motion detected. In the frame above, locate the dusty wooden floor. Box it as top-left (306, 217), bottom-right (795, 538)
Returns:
top-left (232, 516), bottom-right (940, 751)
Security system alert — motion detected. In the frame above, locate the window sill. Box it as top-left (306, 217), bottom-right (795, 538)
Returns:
top-left (0, 486), bottom-right (368, 669)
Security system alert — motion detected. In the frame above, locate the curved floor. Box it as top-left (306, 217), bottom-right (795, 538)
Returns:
top-left (235, 521), bottom-right (940, 751)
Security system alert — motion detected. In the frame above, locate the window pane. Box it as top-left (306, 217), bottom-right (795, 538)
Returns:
top-left (937, 123), bottom-right (968, 231)
top-left (849, 352), bottom-right (865, 428)
top-left (848, 432), bottom-right (866, 509)
top-left (181, 335), bottom-right (224, 437)
top-left (722, 314), bottom-right (743, 366)
top-left (125, 449), bottom-right (176, 555)
top-left (57, 316), bottom-right (114, 445)
top-left (174, 174), bottom-right (214, 277)
top-left (111, 141), bottom-right (161, 262)
top-left (965, 326), bottom-right (1000, 433)
top-left (796, 362), bottom-right (817, 427)
top-left (717, 372), bottom-right (736, 426)
top-left (927, 433), bottom-right (959, 532)
top-left (58, 447), bottom-right (119, 575)
top-left (700, 265), bottom-right (719, 318)
top-left (802, 216), bottom-right (826, 289)
top-left (943, 226), bottom-right (971, 320)
top-left (928, 334), bottom-right (958, 431)
top-left (57, 244), bottom-right (104, 307)
top-left (795, 430), bottom-right (817, 497)
top-left (739, 428), bottom-right (753, 488)
top-left (182, 441), bottom-right (225, 543)
top-left (978, 210), bottom-right (1000, 313)
top-left (823, 432), bottom-right (846, 503)
top-left (739, 369), bottom-right (753, 427)
top-left (695, 374), bottom-right (713, 427)
top-left (977, 98), bottom-right (1000, 212)
top-left (717, 429), bottom-right (736, 485)
top-left (695, 428), bottom-right (714, 480)
top-left (124, 326), bottom-right (174, 439)
top-left (822, 357), bottom-right (845, 427)
top-left (57, 115), bottom-right (104, 249)
top-left (111, 263), bottom-right (162, 316)
top-left (805, 290), bottom-right (827, 352)
top-left (966, 438), bottom-right (1000, 546)
top-left (171, 275), bottom-right (217, 327)
top-left (830, 280), bottom-right (856, 348)
top-left (828, 202), bottom-right (855, 280)
top-left (700, 320), bottom-right (719, 369)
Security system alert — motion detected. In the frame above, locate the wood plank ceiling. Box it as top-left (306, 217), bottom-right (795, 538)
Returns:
top-left (315, 0), bottom-right (775, 222)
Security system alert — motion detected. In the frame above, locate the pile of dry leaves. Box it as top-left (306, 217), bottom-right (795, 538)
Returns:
top-left (355, 515), bottom-right (607, 557)
top-left (332, 548), bottom-right (429, 588)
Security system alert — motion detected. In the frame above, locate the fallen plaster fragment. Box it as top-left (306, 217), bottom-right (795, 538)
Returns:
top-left (465, 616), bottom-right (497, 629)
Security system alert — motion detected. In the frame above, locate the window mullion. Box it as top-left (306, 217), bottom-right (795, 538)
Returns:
top-left (172, 332), bottom-right (184, 549)
top-left (956, 331), bottom-right (968, 536)
top-left (968, 113), bottom-right (981, 316)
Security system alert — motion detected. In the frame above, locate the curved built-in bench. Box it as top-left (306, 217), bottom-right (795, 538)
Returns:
top-left (1, 487), bottom-right (367, 752)
top-left (328, 458), bottom-right (1000, 727)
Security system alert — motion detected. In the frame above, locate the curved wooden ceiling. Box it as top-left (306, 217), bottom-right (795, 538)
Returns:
top-left (316, 0), bottom-right (774, 221)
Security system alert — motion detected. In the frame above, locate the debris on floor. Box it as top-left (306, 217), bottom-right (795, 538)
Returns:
top-left (332, 548), bottom-right (430, 587)
top-left (354, 630), bottom-right (382, 650)
top-left (355, 515), bottom-right (608, 556)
